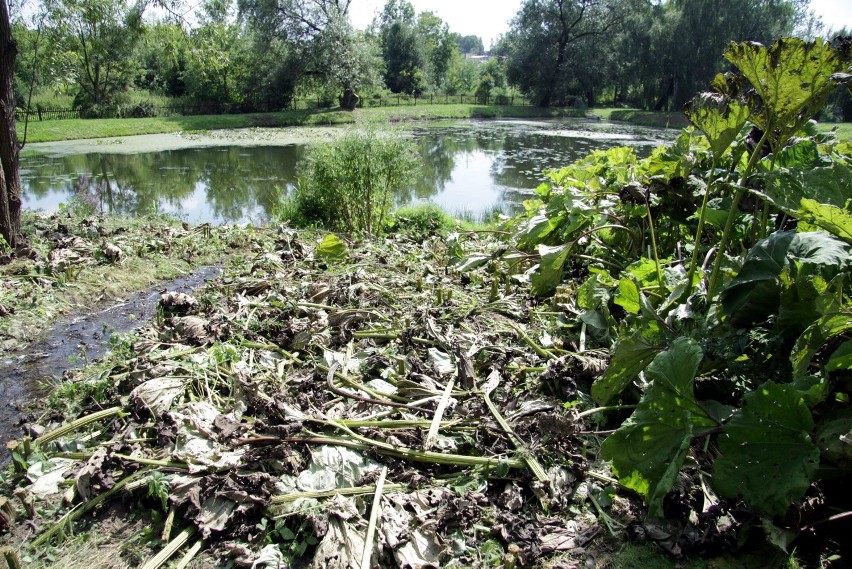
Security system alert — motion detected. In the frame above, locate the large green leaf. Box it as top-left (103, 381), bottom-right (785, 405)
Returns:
top-left (816, 410), bottom-right (852, 464)
top-left (787, 232), bottom-right (852, 273)
top-left (720, 230), bottom-right (795, 323)
top-left (614, 277), bottom-right (641, 315)
top-left (755, 164), bottom-right (852, 242)
top-left (713, 382), bottom-right (819, 516)
top-left (516, 214), bottom-right (562, 250)
top-left (601, 338), bottom-right (713, 517)
top-left (683, 90), bottom-right (750, 157)
top-left (791, 312), bottom-right (852, 377)
top-left (771, 139), bottom-right (825, 170)
top-left (827, 340), bottom-right (852, 373)
top-left (316, 234), bottom-right (348, 261)
top-left (592, 321), bottom-right (668, 405)
top-left (724, 39), bottom-right (850, 141)
top-left (800, 199), bottom-right (852, 243)
top-left (760, 164), bottom-right (851, 212)
top-left (531, 244), bottom-right (571, 296)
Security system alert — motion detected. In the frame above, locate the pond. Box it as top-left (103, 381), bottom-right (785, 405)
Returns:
top-left (21, 119), bottom-right (674, 224)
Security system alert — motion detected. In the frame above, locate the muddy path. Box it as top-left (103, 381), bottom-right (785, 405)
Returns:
top-left (0, 266), bottom-right (220, 454)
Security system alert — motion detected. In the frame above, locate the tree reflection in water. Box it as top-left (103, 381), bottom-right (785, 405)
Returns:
top-left (22, 120), bottom-right (671, 224)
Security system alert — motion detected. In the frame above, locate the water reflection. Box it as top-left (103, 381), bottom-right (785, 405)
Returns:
top-left (22, 119), bottom-right (673, 224)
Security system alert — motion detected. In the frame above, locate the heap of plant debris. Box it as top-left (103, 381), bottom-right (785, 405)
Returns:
top-left (0, 222), bottom-right (734, 568)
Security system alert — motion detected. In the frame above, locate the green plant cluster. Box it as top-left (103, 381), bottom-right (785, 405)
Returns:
top-left (486, 38), bottom-right (851, 527)
top-left (281, 131), bottom-right (419, 235)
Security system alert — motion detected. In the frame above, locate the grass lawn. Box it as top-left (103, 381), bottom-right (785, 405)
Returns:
top-left (592, 107), bottom-right (851, 139)
top-left (816, 121), bottom-right (852, 139)
top-left (591, 107), bottom-right (690, 128)
top-left (18, 104), bottom-right (849, 143)
top-left (18, 105), bottom-right (586, 143)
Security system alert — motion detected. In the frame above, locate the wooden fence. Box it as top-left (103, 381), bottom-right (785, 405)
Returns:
top-left (19, 94), bottom-right (534, 122)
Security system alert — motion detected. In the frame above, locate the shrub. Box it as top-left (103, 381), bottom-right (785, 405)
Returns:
top-left (385, 203), bottom-right (455, 238)
top-left (283, 131), bottom-right (419, 235)
top-left (125, 101), bottom-right (157, 118)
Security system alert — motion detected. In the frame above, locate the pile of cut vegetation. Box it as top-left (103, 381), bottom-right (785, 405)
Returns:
top-left (0, 227), bottom-right (585, 566)
top-left (0, 225), bottom-right (720, 568)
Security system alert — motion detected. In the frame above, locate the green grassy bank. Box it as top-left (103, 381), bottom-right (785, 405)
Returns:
top-left (17, 105), bottom-right (587, 143)
top-left (592, 106), bottom-right (851, 138)
top-left (17, 104), bottom-right (849, 144)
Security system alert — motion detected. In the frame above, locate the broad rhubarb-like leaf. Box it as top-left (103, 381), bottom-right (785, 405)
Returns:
top-left (713, 382), bottom-right (819, 516)
top-left (601, 338), bottom-right (714, 517)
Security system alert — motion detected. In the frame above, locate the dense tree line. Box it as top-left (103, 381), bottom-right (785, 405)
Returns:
top-left (9, 0), bottom-right (508, 116)
top-left (499, 0), bottom-right (829, 109)
top-left (10, 0), bottom-right (844, 118)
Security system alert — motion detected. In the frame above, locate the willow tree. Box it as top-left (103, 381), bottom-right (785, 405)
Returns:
top-left (239, 0), bottom-right (378, 110)
top-left (0, 0), bottom-right (24, 252)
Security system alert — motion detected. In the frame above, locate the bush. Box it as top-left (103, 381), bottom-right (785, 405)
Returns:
top-left (385, 203), bottom-right (455, 238)
top-left (282, 131), bottom-right (419, 235)
top-left (126, 101), bottom-right (157, 118)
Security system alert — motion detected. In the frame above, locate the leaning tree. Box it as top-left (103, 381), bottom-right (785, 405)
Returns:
top-left (0, 0), bottom-right (24, 252)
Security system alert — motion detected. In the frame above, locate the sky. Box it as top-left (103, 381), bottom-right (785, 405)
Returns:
top-left (348, 0), bottom-right (852, 49)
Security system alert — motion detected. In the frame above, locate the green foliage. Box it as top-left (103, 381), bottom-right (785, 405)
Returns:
top-left (484, 36), bottom-right (852, 536)
top-left (683, 85), bottom-right (750, 157)
top-left (315, 233), bottom-right (348, 261)
top-left (282, 131), bottom-right (419, 235)
top-left (45, 0), bottom-right (145, 115)
top-left (602, 338), bottom-right (715, 517)
top-left (724, 38), bottom-right (851, 150)
top-left (713, 382), bottom-right (820, 516)
top-left (385, 203), bottom-right (455, 238)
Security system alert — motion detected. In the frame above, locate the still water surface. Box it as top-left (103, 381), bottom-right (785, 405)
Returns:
top-left (21, 119), bottom-right (673, 224)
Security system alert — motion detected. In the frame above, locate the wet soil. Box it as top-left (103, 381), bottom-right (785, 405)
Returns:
top-left (0, 266), bottom-right (220, 454)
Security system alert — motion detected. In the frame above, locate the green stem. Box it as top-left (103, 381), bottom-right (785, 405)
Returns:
top-left (507, 322), bottom-right (555, 361)
top-left (33, 407), bottom-right (125, 448)
top-left (685, 155), bottom-right (720, 294)
top-left (269, 483), bottom-right (407, 505)
top-left (322, 423), bottom-right (525, 469)
top-left (32, 467), bottom-right (153, 548)
top-left (643, 192), bottom-right (664, 290)
top-left (707, 128), bottom-right (771, 300)
top-left (575, 404), bottom-right (637, 420)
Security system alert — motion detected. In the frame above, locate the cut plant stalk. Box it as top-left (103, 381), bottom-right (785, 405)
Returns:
top-left (0, 548), bottom-right (21, 569)
top-left (141, 526), bottom-right (196, 569)
top-left (270, 483), bottom-right (407, 505)
top-left (113, 453), bottom-right (189, 470)
top-left (33, 406), bottom-right (125, 448)
top-left (306, 425), bottom-right (525, 469)
top-left (360, 466), bottom-right (387, 569)
top-left (425, 376), bottom-right (456, 450)
top-left (175, 539), bottom-right (205, 569)
top-left (507, 322), bottom-right (555, 361)
top-left (481, 378), bottom-right (549, 485)
top-left (32, 467), bottom-right (153, 547)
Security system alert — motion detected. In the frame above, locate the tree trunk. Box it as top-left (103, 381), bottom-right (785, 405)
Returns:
top-left (0, 0), bottom-right (24, 251)
top-left (340, 87), bottom-right (359, 111)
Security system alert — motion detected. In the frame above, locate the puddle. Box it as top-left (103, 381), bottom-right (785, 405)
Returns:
top-left (0, 266), bottom-right (220, 453)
